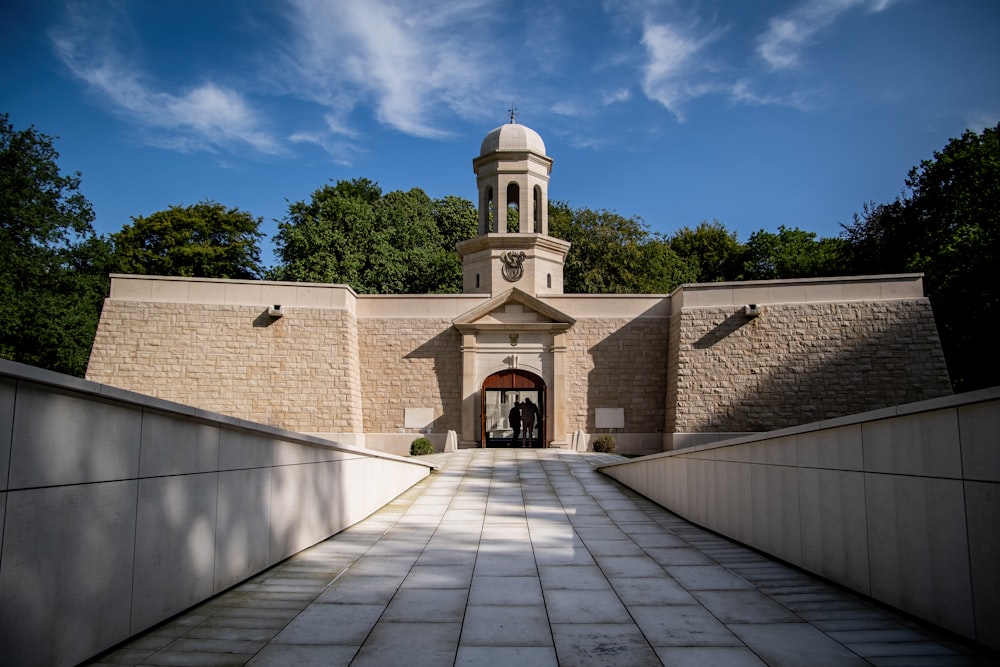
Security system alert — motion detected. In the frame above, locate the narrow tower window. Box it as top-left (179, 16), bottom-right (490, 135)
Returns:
top-left (484, 186), bottom-right (495, 232)
top-left (507, 182), bottom-right (520, 232)
top-left (534, 185), bottom-right (542, 233)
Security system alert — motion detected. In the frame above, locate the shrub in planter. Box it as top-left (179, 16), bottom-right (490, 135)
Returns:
top-left (592, 435), bottom-right (617, 453)
top-left (410, 437), bottom-right (435, 456)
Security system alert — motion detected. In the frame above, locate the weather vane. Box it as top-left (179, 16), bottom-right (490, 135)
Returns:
top-left (508, 101), bottom-right (517, 124)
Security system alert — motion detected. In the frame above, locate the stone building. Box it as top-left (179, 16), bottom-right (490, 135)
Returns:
top-left (86, 122), bottom-right (952, 455)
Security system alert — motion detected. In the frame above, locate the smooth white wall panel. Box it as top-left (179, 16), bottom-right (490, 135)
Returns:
top-left (964, 480), bottom-right (1000, 644)
top-left (714, 460), bottom-right (752, 543)
top-left (959, 403), bottom-right (1000, 482)
top-left (132, 473), bottom-right (220, 633)
top-left (270, 461), bottom-right (341, 561)
top-left (865, 473), bottom-right (973, 637)
top-left (139, 410), bottom-right (220, 476)
top-left (9, 384), bottom-right (142, 488)
top-left (215, 467), bottom-right (271, 591)
top-left (797, 424), bottom-right (862, 470)
top-left (0, 360), bottom-right (433, 667)
top-left (0, 378), bottom-right (14, 490)
top-left (219, 429), bottom-right (275, 470)
top-left (798, 468), bottom-right (869, 594)
top-left (750, 464), bottom-right (801, 565)
top-left (0, 481), bottom-right (137, 666)
top-left (600, 392), bottom-right (1000, 651)
top-left (862, 409), bottom-right (962, 478)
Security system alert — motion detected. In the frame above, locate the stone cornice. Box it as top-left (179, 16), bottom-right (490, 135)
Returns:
top-left (456, 233), bottom-right (571, 258)
top-left (453, 287), bottom-right (576, 334)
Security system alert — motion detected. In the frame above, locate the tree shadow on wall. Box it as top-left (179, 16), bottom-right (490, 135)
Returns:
top-left (586, 315), bottom-right (670, 436)
top-left (677, 302), bottom-right (952, 433)
top-left (398, 327), bottom-right (464, 435)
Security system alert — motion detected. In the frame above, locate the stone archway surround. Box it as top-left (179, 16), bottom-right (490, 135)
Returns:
top-left (453, 289), bottom-right (574, 448)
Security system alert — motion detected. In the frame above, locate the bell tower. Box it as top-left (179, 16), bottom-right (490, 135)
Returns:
top-left (457, 119), bottom-right (570, 297)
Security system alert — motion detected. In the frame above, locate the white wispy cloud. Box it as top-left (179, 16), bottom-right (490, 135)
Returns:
top-left (277, 0), bottom-right (498, 141)
top-left (729, 79), bottom-right (814, 111)
top-left (757, 0), bottom-right (900, 70)
top-left (49, 3), bottom-right (281, 157)
top-left (605, 0), bottom-right (895, 123)
top-left (603, 88), bottom-right (633, 106)
top-left (964, 112), bottom-right (1000, 133)
top-left (640, 20), bottom-right (722, 121)
top-left (289, 114), bottom-right (365, 166)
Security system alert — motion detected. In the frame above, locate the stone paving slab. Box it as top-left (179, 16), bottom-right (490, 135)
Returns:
top-left (87, 450), bottom-right (998, 666)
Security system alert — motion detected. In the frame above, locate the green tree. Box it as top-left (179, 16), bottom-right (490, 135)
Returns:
top-left (549, 201), bottom-right (696, 293)
top-left (842, 123), bottom-right (1000, 391)
top-left (0, 113), bottom-right (111, 376)
top-left (111, 200), bottom-right (263, 279)
top-left (270, 178), bottom-right (381, 287)
top-left (270, 179), bottom-right (476, 293)
top-left (669, 219), bottom-right (743, 282)
top-left (741, 225), bottom-right (847, 280)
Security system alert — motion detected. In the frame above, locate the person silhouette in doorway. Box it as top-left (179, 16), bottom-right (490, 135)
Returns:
top-left (508, 399), bottom-right (522, 447)
top-left (520, 397), bottom-right (537, 447)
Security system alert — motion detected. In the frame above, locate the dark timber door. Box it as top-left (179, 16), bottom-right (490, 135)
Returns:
top-left (481, 370), bottom-right (545, 447)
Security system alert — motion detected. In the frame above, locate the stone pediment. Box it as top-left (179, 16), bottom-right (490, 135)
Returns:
top-left (453, 288), bottom-right (575, 334)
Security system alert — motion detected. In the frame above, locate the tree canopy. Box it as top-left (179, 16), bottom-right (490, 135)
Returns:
top-left (0, 113), bottom-right (110, 376)
top-left (4, 110), bottom-right (996, 393)
top-left (842, 123), bottom-right (999, 391)
top-left (549, 201), bottom-right (697, 293)
top-left (740, 225), bottom-right (848, 280)
top-left (269, 179), bottom-right (477, 293)
top-left (668, 220), bottom-right (743, 282)
top-left (111, 201), bottom-right (263, 279)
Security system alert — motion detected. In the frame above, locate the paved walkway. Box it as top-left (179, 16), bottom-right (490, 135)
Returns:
top-left (90, 450), bottom-right (995, 666)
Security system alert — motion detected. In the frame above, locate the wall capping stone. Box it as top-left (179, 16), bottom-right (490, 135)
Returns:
top-left (1, 358), bottom-right (429, 468)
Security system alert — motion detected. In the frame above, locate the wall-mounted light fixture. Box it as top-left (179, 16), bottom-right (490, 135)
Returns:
top-left (744, 304), bottom-right (762, 318)
top-left (268, 305), bottom-right (284, 318)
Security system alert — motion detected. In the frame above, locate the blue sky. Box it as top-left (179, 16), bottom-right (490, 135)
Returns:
top-left (3, 0), bottom-right (998, 268)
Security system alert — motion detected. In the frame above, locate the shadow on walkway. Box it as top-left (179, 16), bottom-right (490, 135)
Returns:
top-left (88, 450), bottom-right (996, 666)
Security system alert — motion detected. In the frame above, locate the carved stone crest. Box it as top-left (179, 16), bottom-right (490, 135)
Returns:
top-left (500, 250), bottom-right (526, 282)
top-left (509, 333), bottom-right (519, 347)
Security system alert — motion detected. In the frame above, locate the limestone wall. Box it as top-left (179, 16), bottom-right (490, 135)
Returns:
top-left (563, 317), bottom-right (669, 437)
top-left (358, 318), bottom-right (463, 438)
top-left (664, 302), bottom-right (684, 442)
top-left (669, 298), bottom-right (952, 439)
top-left (85, 274), bottom-right (953, 454)
top-left (87, 301), bottom-right (363, 434)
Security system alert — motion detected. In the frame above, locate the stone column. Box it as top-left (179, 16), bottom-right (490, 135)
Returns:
top-left (519, 175), bottom-right (532, 233)
top-left (460, 332), bottom-right (480, 447)
top-left (550, 332), bottom-right (569, 447)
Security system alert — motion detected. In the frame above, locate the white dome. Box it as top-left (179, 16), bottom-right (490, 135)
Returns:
top-left (479, 123), bottom-right (546, 156)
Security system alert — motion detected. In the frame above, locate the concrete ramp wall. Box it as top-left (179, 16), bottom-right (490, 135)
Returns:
top-left (600, 388), bottom-right (1000, 651)
top-left (0, 360), bottom-right (433, 666)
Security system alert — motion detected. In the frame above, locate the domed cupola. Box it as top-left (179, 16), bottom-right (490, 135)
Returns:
top-left (479, 123), bottom-right (547, 156)
top-left (472, 119), bottom-right (552, 236)
top-left (457, 116), bottom-right (570, 297)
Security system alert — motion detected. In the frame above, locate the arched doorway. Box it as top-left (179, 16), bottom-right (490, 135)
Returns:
top-left (481, 369), bottom-right (545, 447)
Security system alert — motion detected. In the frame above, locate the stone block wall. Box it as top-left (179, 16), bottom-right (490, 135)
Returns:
top-left (87, 302), bottom-right (363, 434)
top-left (357, 318), bottom-right (463, 435)
top-left (669, 299), bottom-right (952, 434)
top-left (564, 317), bottom-right (669, 434)
top-left (664, 306), bottom-right (684, 439)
